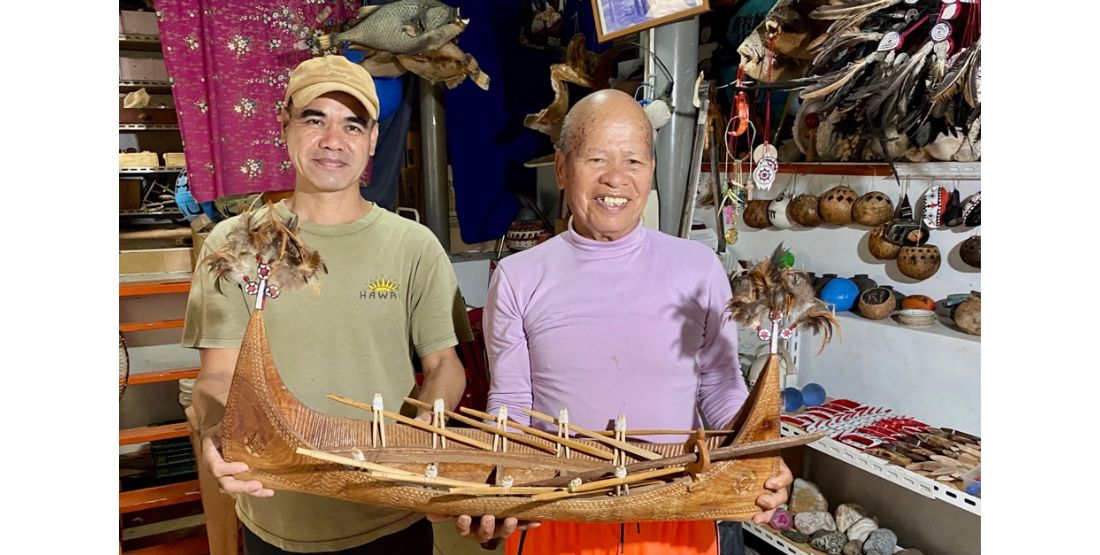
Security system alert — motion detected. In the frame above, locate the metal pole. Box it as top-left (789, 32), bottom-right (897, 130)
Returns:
top-left (418, 78), bottom-right (450, 250)
top-left (652, 18), bottom-right (700, 236)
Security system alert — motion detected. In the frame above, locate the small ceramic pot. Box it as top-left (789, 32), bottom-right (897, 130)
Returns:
top-left (744, 199), bottom-right (772, 229)
top-left (858, 287), bottom-right (895, 320)
top-left (819, 277), bottom-right (859, 311)
top-left (868, 225), bottom-right (901, 260)
top-left (818, 185), bottom-right (858, 225)
top-left (813, 273), bottom-right (838, 297)
top-left (789, 194), bottom-right (822, 226)
top-left (960, 235), bottom-right (980, 269)
top-left (853, 191), bottom-right (894, 226)
top-left (851, 274), bottom-right (879, 294)
top-left (954, 294), bottom-right (981, 335)
top-left (897, 245), bottom-right (941, 280)
top-left (901, 295), bottom-right (936, 311)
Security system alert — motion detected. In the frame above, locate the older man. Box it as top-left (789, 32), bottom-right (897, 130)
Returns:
top-left (183, 55), bottom-right (470, 554)
top-left (474, 89), bottom-right (792, 554)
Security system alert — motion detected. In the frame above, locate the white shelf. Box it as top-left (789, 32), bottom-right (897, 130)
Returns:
top-left (782, 423), bottom-right (981, 516)
top-left (744, 520), bottom-right (915, 554)
top-left (743, 522), bottom-right (819, 555)
top-left (892, 162), bottom-right (981, 181)
top-left (832, 310), bottom-right (979, 343)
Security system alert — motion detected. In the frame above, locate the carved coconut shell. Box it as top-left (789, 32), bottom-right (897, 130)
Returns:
top-left (852, 191), bottom-right (894, 227)
top-left (868, 226), bottom-right (901, 260)
top-left (818, 185), bottom-right (858, 225)
top-left (743, 199), bottom-right (771, 229)
top-left (960, 235), bottom-right (980, 268)
top-left (858, 287), bottom-right (895, 320)
top-left (789, 194), bottom-right (821, 226)
top-left (954, 294), bottom-right (981, 336)
top-left (897, 245), bottom-right (941, 281)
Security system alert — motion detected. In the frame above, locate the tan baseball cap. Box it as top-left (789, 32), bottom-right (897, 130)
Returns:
top-left (284, 55), bottom-right (379, 120)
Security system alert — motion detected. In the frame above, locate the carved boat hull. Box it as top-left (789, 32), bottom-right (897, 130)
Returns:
top-left (222, 312), bottom-right (800, 521)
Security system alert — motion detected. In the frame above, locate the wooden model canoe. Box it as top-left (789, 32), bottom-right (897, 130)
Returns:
top-left (221, 310), bottom-right (823, 521)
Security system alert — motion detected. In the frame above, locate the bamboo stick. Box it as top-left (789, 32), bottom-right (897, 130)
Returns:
top-left (447, 485), bottom-right (560, 495)
top-left (403, 397), bottom-right (558, 455)
top-left (591, 429), bottom-right (738, 436)
top-left (524, 432), bottom-right (826, 487)
top-left (520, 407), bottom-right (663, 461)
top-left (327, 394), bottom-right (493, 451)
top-left (457, 407), bottom-right (616, 461)
top-left (296, 448), bottom-right (489, 488)
top-left (530, 466), bottom-right (687, 501)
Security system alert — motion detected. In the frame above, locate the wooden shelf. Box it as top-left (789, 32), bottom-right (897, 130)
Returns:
top-left (120, 422), bottom-right (191, 446)
top-left (120, 80), bottom-right (173, 93)
top-left (120, 279), bottom-right (191, 297)
top-left (123, 534), bottom-right (209, 555)
top-left (120, 319), bottom-right (186, 333)
top-left (120, 480), bottom-right (202, 514)
top-left (128, 367), bottom-right (200, 386)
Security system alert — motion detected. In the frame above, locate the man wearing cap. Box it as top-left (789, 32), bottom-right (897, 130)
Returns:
top-left (183, 55), bottom-right (471, 554)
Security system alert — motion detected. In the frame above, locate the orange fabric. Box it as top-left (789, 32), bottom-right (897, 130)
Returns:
top-left (504, 521), bottom-right (718, 555)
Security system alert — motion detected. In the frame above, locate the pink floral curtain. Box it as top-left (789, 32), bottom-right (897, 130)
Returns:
top-left (154, 0), bottom-right (361, 202)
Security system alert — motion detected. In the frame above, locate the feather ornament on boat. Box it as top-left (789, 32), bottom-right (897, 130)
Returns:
top-left (204, 203), bottom-right (327, 295)
top-left (727, 244), bottom-right (839, 353)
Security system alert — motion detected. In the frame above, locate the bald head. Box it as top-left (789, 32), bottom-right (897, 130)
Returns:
top-left (555, 89), bottom-right (654, 156)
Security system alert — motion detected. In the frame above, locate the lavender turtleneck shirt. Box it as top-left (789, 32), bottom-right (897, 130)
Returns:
top-left (484, 220), bottom-right (747, 436)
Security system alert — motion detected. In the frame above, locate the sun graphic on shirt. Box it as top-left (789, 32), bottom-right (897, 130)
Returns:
top-left (367, 278), bottom-right (399, 293)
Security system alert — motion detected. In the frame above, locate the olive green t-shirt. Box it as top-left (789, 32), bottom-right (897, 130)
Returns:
top-left (181, 200), bottom-right (471, 552)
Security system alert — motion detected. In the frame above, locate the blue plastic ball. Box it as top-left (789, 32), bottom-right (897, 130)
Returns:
top-left (965, 481), bottom-right (981, 497)
top-left (782, 387), bottom-right (804, 413)
top-left (802, 383), bottom-right (827, 407)
top-left (820, 277), bottom-right (859, 311)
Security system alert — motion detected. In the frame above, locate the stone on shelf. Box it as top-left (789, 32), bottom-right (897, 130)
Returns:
top-left (794, 511), bottom-right (837, 536)
top-left (862, 528), bottom-right (898, 555)
top-left (790, 478), bottom-right (829, 513)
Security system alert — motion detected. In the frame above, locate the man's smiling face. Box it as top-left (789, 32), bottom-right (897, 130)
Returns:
top-left (556, 93), bottom-right (654, 242)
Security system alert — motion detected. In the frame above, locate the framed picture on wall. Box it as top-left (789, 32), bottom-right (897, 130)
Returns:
top-left (590, 0), bottom-right (710, 42)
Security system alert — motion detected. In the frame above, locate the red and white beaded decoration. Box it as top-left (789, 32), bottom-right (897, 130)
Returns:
top-left (241, 255), bottom-right (281, 310)
top-left (756, 313), bottom-right (796, 353)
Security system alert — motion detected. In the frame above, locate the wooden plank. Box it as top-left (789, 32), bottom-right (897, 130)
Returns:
top-left (120, 480), bottom-right (202, 514)
top-left (122, 525), bottom-right (210, 551)
top-left (128, 367), bottom-right (200, 386)
top-left (119, 228), bottom-right (192, 241)
top-left (120, 279), bottom-right (192, 297)
top-left (120, 319), bottom-right (186, 333)
top-left (120, 422), bottom-right (191, 446)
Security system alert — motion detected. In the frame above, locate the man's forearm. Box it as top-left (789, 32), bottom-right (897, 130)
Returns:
top-left (417, 348), bottom-right (466, 412)
top-left (194, 348), bottom-right (240, 437)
